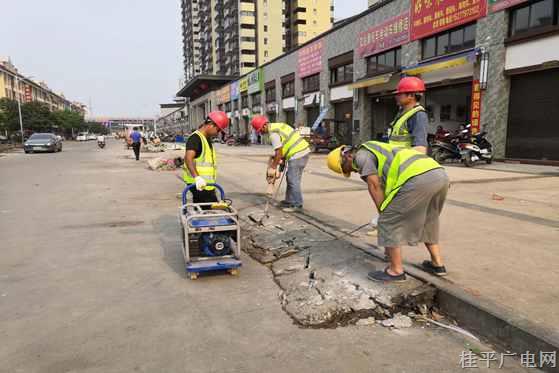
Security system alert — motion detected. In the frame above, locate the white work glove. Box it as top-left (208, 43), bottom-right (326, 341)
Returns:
top-left (370, 216), bottom-right (379, 228)
top-left (194, 176), bottom-right (207, 191)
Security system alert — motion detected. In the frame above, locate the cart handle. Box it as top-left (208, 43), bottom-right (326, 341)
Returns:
top-left (182, 183), bottom-right (225, 205)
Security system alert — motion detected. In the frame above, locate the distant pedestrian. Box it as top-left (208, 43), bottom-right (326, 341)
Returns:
top-left (130, 127), bottom-right (142, 161)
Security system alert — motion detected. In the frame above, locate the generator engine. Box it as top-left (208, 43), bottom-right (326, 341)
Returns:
top-left (200, 233), bottom-right (233, 257)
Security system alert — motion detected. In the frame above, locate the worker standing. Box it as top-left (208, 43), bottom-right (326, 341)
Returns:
top-left (130, 127), bottom-right (142, 161)
top-left (183, 111), bottom-right (229, 204)
top-left (250, 115), bottom-right (310, 212)
top-left (327, 142), bottom-right (449, 282)
top-left (389, 77), bottom-right (429, 154)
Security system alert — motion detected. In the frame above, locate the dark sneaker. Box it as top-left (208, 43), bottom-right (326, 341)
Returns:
top-left (282, 205), bottom-right (302, 213)
top-left (278, 200), bottom-right (292, 207)
top-left (367, 268), bottom-right (407, 283)
top-left (422, 260), bottom-right (448, 277)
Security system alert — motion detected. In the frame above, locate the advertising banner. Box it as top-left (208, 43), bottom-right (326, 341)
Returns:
top-left (357, 12), bottom-right (411, 58)
top-left (410, 0), bottom-right (487, 40)
top-left (247, 69), bottom-right (263, 94)
top-left (488, 0), bottom-right (528, 12)
top-left (239, 77), bottom-right (248, 93)
top-left (470, 79), bottom-right (482, 134)
top-left (230, 81), bottom-right (240, 100)
top-left (298, 39), bottom-right (324, 78)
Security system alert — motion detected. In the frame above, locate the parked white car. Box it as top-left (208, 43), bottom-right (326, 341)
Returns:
top-left (76, 132), bottom-right (88, 141)
top-left (87, 134), bottom-right (97, 141)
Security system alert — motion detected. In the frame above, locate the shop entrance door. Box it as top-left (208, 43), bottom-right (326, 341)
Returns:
top-left (333, 101), bottom-right (353, 145)
top-left (507, 68), bottom-right (559, 161)
top-left (371, 96), bottom-right (399, 141)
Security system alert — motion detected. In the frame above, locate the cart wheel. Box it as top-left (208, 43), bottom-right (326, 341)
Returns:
top-left (189, 272), bottom-right (199, 280)
top-left (229, 269), bottom-right (240, 276)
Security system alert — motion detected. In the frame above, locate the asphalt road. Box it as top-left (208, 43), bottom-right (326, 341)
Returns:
top-left (0, 141), bottom-right (532, 372)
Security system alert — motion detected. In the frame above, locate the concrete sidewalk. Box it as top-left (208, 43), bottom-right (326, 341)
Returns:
top-left (216, 145), bottom-right (559, 353)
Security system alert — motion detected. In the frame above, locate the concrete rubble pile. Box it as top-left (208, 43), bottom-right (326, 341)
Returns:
top-left (143, 143), bottom-right (167, 153)
top-left (147, 157), bottom-right (184, 171)
top-left (241, 206), bottom-right (437, 328)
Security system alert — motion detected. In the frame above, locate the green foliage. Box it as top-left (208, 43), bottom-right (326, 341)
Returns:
top-left (85, 122), bottom-right (109, 135)
top-left (0, 98), bottom-right (21, 132)
top-left (0, 98), bottom-right (87, 137)
top-left (20, 101), bottom-right (55, 132)
top-left (52, 110), bottom-right (87, 136)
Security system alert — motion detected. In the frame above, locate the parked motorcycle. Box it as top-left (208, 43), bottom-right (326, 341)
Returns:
top-left (431, 132), bottom-right (462, 164)
top-left (225, 134), bottom-right (250, 146)
top-left (431, 124), bottom-right (493, 167)
top-left (462, 131), bottom-right (493, 167)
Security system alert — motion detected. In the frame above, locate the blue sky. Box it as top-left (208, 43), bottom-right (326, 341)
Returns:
top-left (1, 0), bottom-right (368, 117)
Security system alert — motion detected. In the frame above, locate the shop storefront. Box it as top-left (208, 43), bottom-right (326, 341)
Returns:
top-left (504, 32), bottom-right (559, 161)
top-left (304, 91), bottom-right (321, 128)
top-left (506, 68), bottom-right (559, 161)
top-left (403, 48), bottom-right (480, 135)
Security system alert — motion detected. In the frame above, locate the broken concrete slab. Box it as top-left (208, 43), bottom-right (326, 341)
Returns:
top-left (240, 206), bottom-right (437, 328)
top-left (381, 314), bottom-right (413, 329)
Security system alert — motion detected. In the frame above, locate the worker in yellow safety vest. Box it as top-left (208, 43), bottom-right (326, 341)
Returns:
top-left (183, 111), bottom-right (229, 204)
top-left (389, 77), bottom-right (429, 154)
top-left (327, 141), bottom-right (450, 282)
top-left (251, 115), bottom-right (311, 212)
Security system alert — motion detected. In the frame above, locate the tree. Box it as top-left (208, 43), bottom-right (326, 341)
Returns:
top-left (0, 98), bottom-right (21, 133)
top-left (20, 101), bottom-right (55, 132)
top-left (52, 110), bottom-right (86, 137)
top-left (86, 122), bottom-right (109, 135)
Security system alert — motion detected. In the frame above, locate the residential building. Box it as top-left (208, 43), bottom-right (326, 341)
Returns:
top-left (180, 0), bottom-right (333, 80)
top-left (0, 58), bottom-right (85, 115)
top-left (178, 0), bottom-right (559, 163)
top-left (284, 0), bottom-right (335, 50)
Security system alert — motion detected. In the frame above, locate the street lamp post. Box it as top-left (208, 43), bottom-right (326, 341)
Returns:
top-left (13, 74), bottom-right (25, 144)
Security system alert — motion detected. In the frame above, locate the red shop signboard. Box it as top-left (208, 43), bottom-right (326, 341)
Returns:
top-left (410, 0), bottom-right (487, 40)
top-left (357, 12), bottom-right (411, 58)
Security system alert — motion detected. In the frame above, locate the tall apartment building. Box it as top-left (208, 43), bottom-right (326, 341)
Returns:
top-left (180, 0), bottom-right (333, 80)
top-left (284, 0), bottom-right (335, 51)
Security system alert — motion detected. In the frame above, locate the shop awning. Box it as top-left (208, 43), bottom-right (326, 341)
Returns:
top-left (348, 73), bottom-right (393, 90)
top-left (402, 49), bottom-right (478, 76)
top-left (176, 75), bottom-right (235, 101)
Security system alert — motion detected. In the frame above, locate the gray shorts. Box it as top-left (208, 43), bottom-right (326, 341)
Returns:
top-left (378, 168), bottom-right (449, 247)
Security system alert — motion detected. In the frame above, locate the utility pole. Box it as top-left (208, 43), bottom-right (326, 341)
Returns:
top-left (13, 73), bottom-right (24, 144)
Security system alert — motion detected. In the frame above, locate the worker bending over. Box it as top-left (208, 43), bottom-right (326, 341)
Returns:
top-left (327, 141), bottom-right (449, 282)
top-left (251, 115), bottom-right (310, 212)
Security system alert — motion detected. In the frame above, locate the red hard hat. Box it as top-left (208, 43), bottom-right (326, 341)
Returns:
top-left (250, 115), bottom-right (269, 133)
top-left (397, 77), bottom-right (426, 94)
top-left (207, 111), bottom-right (229, 130)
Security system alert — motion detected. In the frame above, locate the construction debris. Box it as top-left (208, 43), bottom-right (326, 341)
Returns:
top-left (381, 313), bottom-right (413, 328)
top-left (147, 157), bottom-right (184, 171)
top-left (240, 206), bottom-right (437, 328)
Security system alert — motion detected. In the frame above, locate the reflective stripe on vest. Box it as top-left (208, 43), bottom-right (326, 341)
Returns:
top-left (183, 131), bottom-right (217, 191)
top-left (389, 105), bottom-right (425, 148)
top-left (359, 141), bottom-right (441, 211)
top-left (269, 122), bottom-right (310, 160)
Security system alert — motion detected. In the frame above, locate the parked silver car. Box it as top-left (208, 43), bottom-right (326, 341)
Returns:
top-left (24, 133), bottom-right (63, 153)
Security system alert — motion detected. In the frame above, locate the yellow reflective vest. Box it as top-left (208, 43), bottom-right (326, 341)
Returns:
top-left (269, 123), bottom-right (310, 161)
top-left (183, 131), bottom-right (217, 191)
top-left (359, 141), bottom-right (442, 211)
top-left (389, 105), bottom-right (426, 148)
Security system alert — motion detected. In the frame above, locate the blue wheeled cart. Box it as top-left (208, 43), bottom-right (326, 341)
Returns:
top-left (179, 183), bottom-right (242, 280)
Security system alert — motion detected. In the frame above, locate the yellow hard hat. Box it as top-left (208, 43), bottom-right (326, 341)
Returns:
top-left (327, 146), bottom-right (351, 178)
